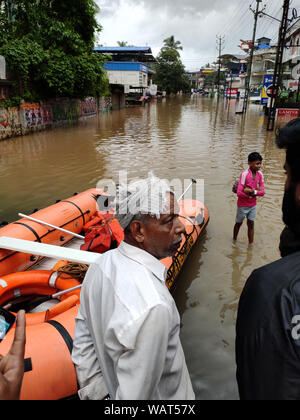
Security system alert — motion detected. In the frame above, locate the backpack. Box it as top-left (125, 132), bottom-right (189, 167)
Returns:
top-left (232, 181), bottom-right (238, 194)
top-left (81, 211), bottom-right (124, 254)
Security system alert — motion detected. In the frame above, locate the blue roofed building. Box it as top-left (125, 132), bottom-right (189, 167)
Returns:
top-left (94, 46), bottom-right (157, 108)
top-left (102, 62), bottom-right (149, 88)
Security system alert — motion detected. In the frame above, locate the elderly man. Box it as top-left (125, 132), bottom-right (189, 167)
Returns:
top-left (236, 118), bottom-right (300, 400)
top-left (72, 175), bottom-right (195, 400)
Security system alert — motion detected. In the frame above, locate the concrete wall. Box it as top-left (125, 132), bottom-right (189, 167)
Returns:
top-left (0, 96), bottom-right (112, 141)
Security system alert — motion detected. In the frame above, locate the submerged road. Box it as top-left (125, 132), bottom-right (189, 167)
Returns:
top-left (0, 96), bottom-right (286, 399)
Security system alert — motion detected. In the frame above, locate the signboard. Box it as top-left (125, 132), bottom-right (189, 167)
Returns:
top-left (226, 88), bottom-right (238, 98)
top-left (276, 108), bottom-right (299, 124)
top-left (266, 85), bottom-right (281, 98)
top-left (287, 79), bottom-right (299, 90)
top-left (261, 75), bottom-right (273, 105)
top-left (201, 69), bottom-right (214, 74)
top-left (239, 89), bottom-right (246, 99)
top-left (292, 62), bottom-right (300, 80)
top-left (149, 84), bottom-right (157, 96)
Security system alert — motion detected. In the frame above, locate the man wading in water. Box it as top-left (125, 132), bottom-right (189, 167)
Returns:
top-left (72, 175), bottom-right (195, 400)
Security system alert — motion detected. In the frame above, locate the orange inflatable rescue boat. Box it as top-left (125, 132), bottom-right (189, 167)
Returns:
top-left (0, 191), bottom-right (209, 400)
top-left (0, 189), bottom-right (102, 277)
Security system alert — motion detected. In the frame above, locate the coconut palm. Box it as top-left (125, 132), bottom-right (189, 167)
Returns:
top-left (162, 36), bottom-right (183, 52)
top-left (117, 41), bottom-right (128, 47)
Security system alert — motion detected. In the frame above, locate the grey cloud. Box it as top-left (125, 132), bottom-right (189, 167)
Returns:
top-left (97, 0), bottom-right (241, 18)
top-left (94, 0), bottom-right (283, 70)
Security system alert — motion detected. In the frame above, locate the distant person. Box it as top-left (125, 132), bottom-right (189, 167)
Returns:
top-left (72, 175), bottom-right (195, 400)
top-left (233, 152), bottom-right (265, 244)
top-left (236, 118), bottom-right (300, 399)
top-left (0, 310), bottom-right (26, 400)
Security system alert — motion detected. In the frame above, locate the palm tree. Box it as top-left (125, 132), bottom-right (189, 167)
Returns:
top-left (162, 36), bottom-right (183, 52)
top-left (117, 41), bottom-right (128, 47)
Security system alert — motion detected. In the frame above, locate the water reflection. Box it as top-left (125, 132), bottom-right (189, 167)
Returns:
top-left (172, 231), bottom-right (208, 318)
top-left (220, 243), bottom-right (255, 325)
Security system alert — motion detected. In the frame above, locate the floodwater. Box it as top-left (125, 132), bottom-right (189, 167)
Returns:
top-left (0, 96), bottom-right (286, 400)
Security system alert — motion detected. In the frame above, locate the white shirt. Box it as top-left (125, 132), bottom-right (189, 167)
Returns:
top-left (72, 241), bottom-right (195, 400)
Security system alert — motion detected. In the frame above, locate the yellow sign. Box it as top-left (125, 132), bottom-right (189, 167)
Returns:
top-left (261, 87), bottom-right (268, 99)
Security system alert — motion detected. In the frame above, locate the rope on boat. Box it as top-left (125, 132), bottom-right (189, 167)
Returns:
top-left (57, 263), bottom-right (89, 282)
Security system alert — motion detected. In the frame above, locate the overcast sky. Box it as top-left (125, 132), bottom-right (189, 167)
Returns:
top-left (95, 0), bottom-right (300, 71)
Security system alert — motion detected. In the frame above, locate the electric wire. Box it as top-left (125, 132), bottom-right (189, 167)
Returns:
top-left (223, 5), bottom-right (256, 46)
top-left (184, 0), bottom-right (300, 70)
top-left (221, 1), bottom-right (255, 36)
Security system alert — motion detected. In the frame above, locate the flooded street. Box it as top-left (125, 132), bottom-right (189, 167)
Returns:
top-left (0, 96), bottom-right (286, 400)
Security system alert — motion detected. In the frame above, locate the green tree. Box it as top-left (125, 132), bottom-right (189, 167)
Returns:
top-left (153, 36), bottom-right (190, 94)
top-left (203, 70), bottom-right (225, 88)
top-left (162, 36), bottom-right (183, 55)
top-left (0, 0), bottom-right (109, 101)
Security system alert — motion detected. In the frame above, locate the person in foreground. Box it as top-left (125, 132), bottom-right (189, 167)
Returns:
top-left (236, 118), bottom-right (300, 400)
top-left (233, 152), bottom-right (265, 244)
top-left (72, 175), bottom-right (195, 400)
top-left (0, 310), bottom-right (26, 400)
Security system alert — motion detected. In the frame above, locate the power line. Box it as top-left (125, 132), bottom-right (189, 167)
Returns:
top-left (257, 0), bottom-right (283, 37)
top-left (223, 7), bottom-right (254, 45)
top-left (222, 1), bottom-right (254, 36)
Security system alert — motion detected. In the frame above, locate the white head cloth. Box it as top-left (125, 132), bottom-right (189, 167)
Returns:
top-left (115, 174), bottom-right (172, 229)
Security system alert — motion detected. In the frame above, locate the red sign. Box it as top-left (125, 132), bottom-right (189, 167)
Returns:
top-left (266, 85), bottom-right (280, 98)
top-left (226, 88), bottom-right (238, 98)
top-left (276, 108), bottom-right (299, 123)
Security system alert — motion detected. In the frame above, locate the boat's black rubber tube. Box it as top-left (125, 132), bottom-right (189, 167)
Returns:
top-left (61, 200), bottom-right (86, 225)
top-left (13, 222), bottom-right (41, 242)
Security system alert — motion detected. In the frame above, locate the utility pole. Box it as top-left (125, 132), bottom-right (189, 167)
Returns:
top-left (216, 35), bottom-right (225, 96)
top-left (242, 0), bottom-right (265, 114)
top-left (267, 0), bottom-right (291, 131)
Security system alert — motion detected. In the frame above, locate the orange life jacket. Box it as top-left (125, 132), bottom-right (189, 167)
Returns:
top-left (80, 211), bottom-right (124, 254)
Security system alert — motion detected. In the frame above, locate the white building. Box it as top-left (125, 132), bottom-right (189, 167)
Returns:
top-left (250, 46), bottom-right (277, 87)
top-left (282, 18), bottom-right (300, 90)
top-left (103, 62), bottom-right (149, 88)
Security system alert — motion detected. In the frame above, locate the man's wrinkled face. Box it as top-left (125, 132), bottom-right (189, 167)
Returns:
top-left (142, 193), bottom-right (185, 260)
